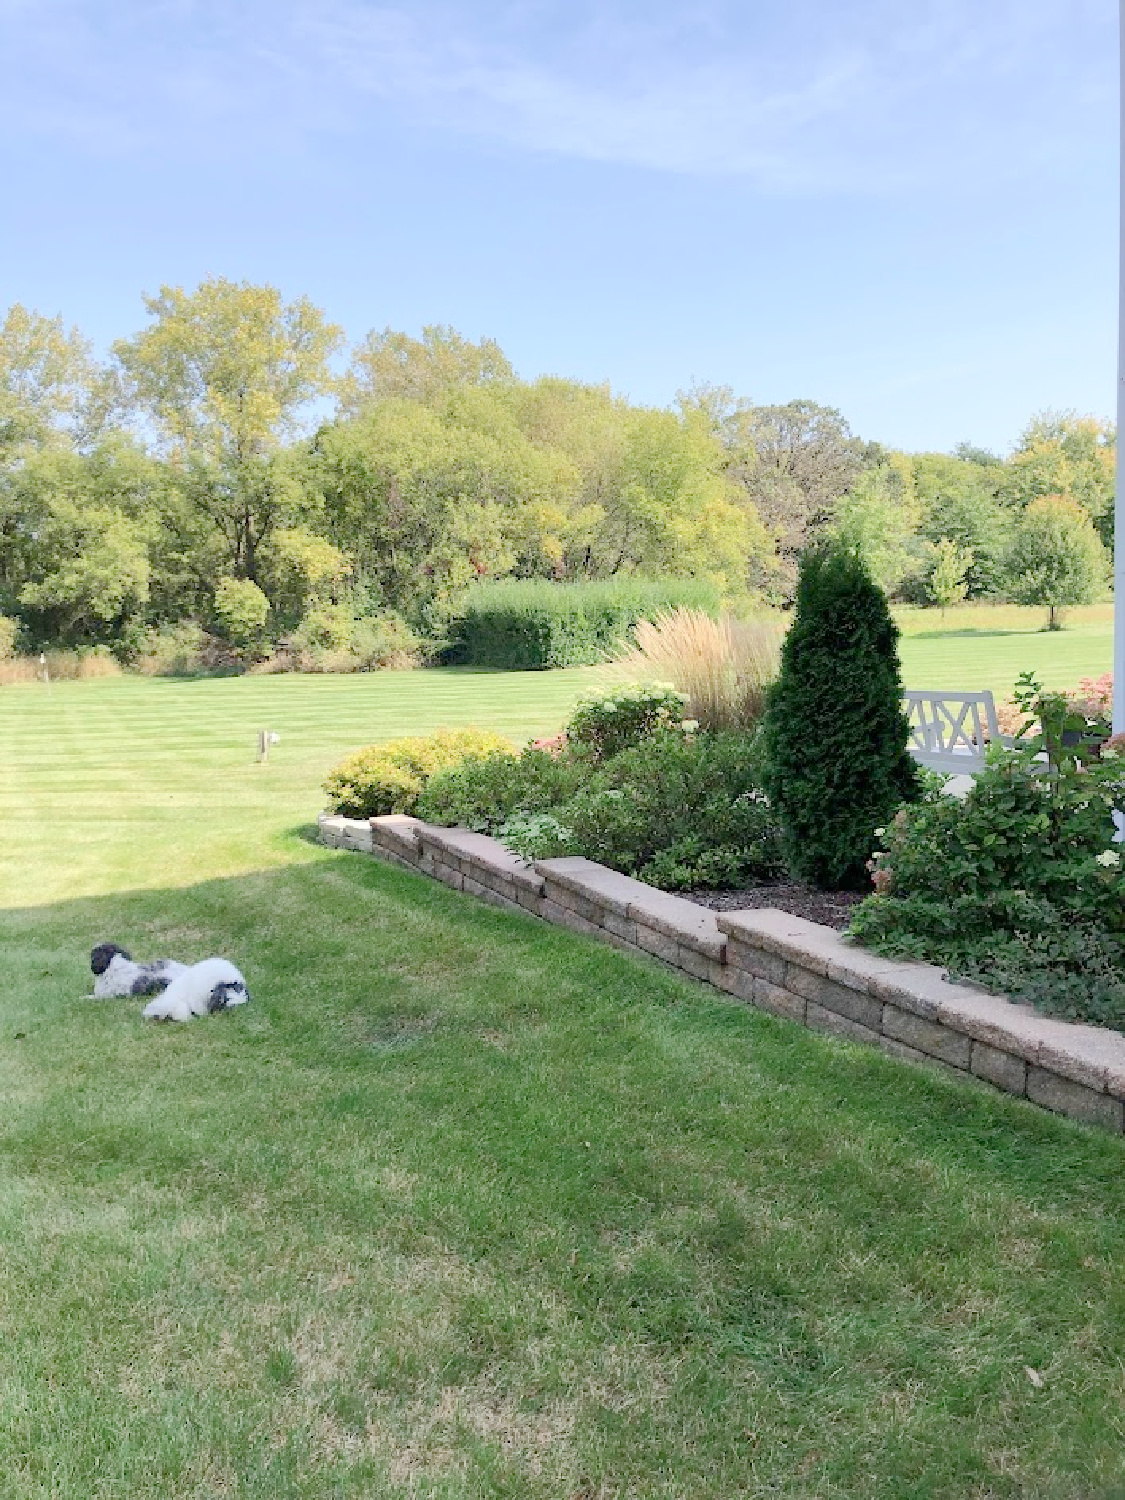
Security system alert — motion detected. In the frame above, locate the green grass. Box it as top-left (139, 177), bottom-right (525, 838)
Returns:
top-left (894, 602), bottom-right (1114, 698)
top-left (2, 669), bottom-right (1124, 1498)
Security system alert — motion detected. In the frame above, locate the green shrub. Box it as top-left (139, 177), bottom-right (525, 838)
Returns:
top-left (851, 738), bottom-right (1125, 1030)
top-left (566, 683), bottom-right (687, 763)
top-left (213, 577), bottom-right (271, 651)
top-left (323, 729), bottom-right (515, 818)
top-left (0, 615), bottom-right (18, 660)
top-left (449, 577), bottom-right (721, 669)
top-left (761, 542), bottom-right (919, 889)
top-left (135, 620), bottom-right (219, 676)
top-left (417, 747), bottom-right (585, 832)
top-left (287, 608), bottom-right (422, 672)
top-left (502, 731), bottom-right (783, 890)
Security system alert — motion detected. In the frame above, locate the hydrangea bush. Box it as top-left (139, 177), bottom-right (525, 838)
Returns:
top-left (852, 724), bottom-right (1125, 1030)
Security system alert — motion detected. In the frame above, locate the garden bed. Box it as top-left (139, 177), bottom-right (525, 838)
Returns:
top-left (683, 883), bottom-right (865, 930)
top-left (320, 811), bottom-right (1125, 1134)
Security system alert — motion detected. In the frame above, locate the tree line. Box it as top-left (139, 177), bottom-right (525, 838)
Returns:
top-left (0, 277), bottom-right (1114, 662)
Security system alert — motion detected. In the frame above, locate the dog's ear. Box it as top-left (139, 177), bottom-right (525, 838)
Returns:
top-left (90, 943), bottom-right (128, 976)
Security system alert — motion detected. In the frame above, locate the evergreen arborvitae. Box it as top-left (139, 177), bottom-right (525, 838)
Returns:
top-left (761, 542), bottom-right (919, 889)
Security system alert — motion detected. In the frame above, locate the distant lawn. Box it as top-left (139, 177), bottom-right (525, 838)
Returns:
top-left (894, 601), bottom-right (1114, 698)
top-left (1, 670), bottom-right (1123, 1498)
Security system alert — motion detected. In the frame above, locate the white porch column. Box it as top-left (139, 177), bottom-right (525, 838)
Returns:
top-left (1117, 0), bottom-right (1125, 734)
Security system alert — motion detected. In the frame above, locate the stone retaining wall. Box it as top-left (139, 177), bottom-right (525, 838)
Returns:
top-left (319, 812), bottom-right (1125, 1135)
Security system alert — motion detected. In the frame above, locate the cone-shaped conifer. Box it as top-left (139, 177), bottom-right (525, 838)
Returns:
top-left (761, 542), bottom-right (919, 889)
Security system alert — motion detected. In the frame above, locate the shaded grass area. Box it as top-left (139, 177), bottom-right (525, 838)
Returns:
top-left (4, 853), bottom-right (1125, 1498)
top-left (2, 668), bottom-right (1124, 1497)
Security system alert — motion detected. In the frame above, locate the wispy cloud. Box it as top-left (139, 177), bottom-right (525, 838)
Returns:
top-left (0, 0), bottom-right (1115, 191)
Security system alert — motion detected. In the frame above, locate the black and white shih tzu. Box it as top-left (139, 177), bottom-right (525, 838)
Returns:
top-left (89, 944), bottom-right (250, 1022)
top-left (90, 943), bottom-right (188, 998)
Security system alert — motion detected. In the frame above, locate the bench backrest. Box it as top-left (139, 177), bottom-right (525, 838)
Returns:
top-left (902, 690), bottom-right (1000, 774)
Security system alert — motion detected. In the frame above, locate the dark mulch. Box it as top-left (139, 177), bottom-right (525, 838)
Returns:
top-left (682, 884), bottom-right (867, 932)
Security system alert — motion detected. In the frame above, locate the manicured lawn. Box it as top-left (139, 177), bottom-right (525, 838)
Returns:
top-left (1, 671), bottom-right (1124, 1498)
top-left (895, 602), bottom-right (1114, 698)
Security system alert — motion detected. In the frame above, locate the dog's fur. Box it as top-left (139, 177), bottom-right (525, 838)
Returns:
top-left (142, 958), bottom-right (251, 1022)
top-left (90, 943), bottom-right (189, 999)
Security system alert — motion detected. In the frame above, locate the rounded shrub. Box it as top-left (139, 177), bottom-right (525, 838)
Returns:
top-left (760, 542), bottom-right (918, 889)
top-left (324, 729), bottom-right (515, 818)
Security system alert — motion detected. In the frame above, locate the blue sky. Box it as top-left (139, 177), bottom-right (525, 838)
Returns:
top-left (0, 0), bottom-right (1117, 453)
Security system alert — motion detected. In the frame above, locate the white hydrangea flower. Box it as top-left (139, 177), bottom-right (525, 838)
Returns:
top-left (1095, 849), bottom-right (1121, 869)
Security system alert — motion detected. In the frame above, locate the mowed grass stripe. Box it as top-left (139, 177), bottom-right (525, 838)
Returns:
top-left (1, 836), bottom-right (1123, 1498)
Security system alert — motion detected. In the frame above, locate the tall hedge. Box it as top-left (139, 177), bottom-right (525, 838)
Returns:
top-left (449, 577), bottom-right (720, 669)
top-left (761, 543), bottom-right (918, 889)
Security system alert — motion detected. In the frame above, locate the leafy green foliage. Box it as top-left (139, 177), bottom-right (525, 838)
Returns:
top-left (1005, 495), bottom-right (1108, 628)
top-left (761, 542), bottom-right (919, 889)
top-left (417, 747), bottom-right (585, 832)
top-left (421, 725), bottom-right (783, 891)
top-left (566, 683), bottom-right (688, 762)
top-left (323, 728), bottom-right (515, 818)
top-left (853, 734), bottom-right (1125, 1030)
top-left (450, 577), bottom-right (720, 668)
top-left (927, 536), bottom-right (973, 610)
top-left (212, 577), bottom-right (270, 650)
top-left (554, 732), bottom-right (782, 888)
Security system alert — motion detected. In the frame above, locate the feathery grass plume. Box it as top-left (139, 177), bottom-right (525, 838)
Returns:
top-left (0, 647), bottom-right (122, 685)
top-left (608, 608), bottom-right (784, 731)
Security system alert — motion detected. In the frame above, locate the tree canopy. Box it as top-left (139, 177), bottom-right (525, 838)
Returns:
top-left (0, 282), bottom-right (1114, 657)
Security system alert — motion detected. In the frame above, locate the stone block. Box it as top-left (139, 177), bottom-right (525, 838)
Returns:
top-left (420, 825), bottom-right (543, 894)
top-left (462, 876), bottom-right (520, 913)
top-left (676, 945), bottom-right (713, 983)
top-left (752, 979), bottom-right (806, 1023)
top-left (881, 1006), bottom-right (972, 1069)
top-left (785, 967), bottom-right (883, 1032)
top-left (340, 822), bottom-right (374, 853)
top-left (970, 1042), bottom-right (1028, 1097)
top-left (432, 862), bottom-right (464, 891)
top-left (533, 857), bottom-right (640, 917)
top-left (370, 814), bottom-right (425, 860)
top-left (805, 1003), bottom-right (880, 1048)
top-left (714, 964), bottom-right (756, 1004)
top-left (541, 880), bottom-right (603, 925)
top-left (541, 898), bottom-right (603, 939)
top-left (601, 910), bottom-right (638, 946)
top-left (879, 1036), bottom-right (964, 1078)
top-left (724, 938), bottom-right (788, 989)
top-left (934, 990), bottom-right (1057, 1063)
top-left (317, 814), bottom-right (348, 848)
top-left (1026, 1068), bottom-right (1124, 1133)
top-left (634, 923), bottom-right (680, 966)
top-left (865, 962), bottom-right (955, 1021)
top-left (516, 886), bottom-right (544, 916)
top-left (625, 891), bottom-right (726, 961)
top-left (1036, 1021), bottom-right (1125, 1095)
top-left (718, 908), bottom-right (843, 969)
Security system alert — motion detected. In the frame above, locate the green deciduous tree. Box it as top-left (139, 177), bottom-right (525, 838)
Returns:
top-left (212, 576), bottom-right (270, 650)
top-left (1005, 495), bottom-right (1108, 629)
top-left (928, 537), bottom-right (974, 612)
top-left (709, 398), bottom-right (870, 600)
top-left (1001, 411), bottom-right (1116, 549)
top-left (341, 325), bottom-right (513, 413)
top-left (912, 451), bottom-right (1011, 597)
top-left (832, 453), bottom-right (922, 596)
top-left (761, 542), bottom-right (918, 889)
top-left (0, 303), bottom-right (104, 452)
top-left (113, 279), bottom-right (343, 590)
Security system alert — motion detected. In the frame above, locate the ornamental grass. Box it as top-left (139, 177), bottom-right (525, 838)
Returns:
top-left (609, 607), bottom-right (784, 732)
